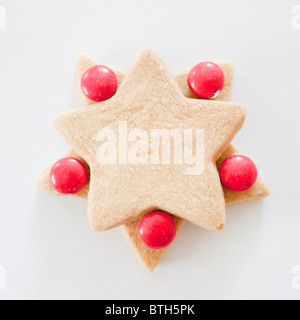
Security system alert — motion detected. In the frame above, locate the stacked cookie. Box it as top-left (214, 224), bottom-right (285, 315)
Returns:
top-left (38, 49), bottom-right (270, 271)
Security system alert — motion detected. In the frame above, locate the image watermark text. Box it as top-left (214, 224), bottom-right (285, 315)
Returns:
top-left (96, 121), bottom-right (205, 176)
top-left (292, 265), bottom-right (300, 290)
top-left (0, 5), bottom-right (6, 30)
top-left (291, 5), bottom-right (300, 30)
top-left (0, 265), bottom-right (6, 290)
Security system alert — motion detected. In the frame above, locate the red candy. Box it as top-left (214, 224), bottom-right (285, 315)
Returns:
top-left (50, 158), bottom-right (88, 195)
top-left (81, 65), bottom-right (118, 102)
top-left (138, 211), bottom-right (177, 249)
top-left (187, 61), bottom-right (225, 99)
top-left (219, 154), bottom-right (258, 192)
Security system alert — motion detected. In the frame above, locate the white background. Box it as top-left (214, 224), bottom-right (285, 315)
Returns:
top-left (0, 0), bottom-right (299, 300)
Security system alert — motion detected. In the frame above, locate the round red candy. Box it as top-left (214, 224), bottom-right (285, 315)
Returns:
top-left (138, 211), bottom-right (177, 249)
top-left (81, 65), bottom-right (118, 102)
top-left (187, 61), bottom-right (225, 99)
top-left (50, 158), bottom-right (88, 195)
top-left (219, 154), bottom-right (258, 192)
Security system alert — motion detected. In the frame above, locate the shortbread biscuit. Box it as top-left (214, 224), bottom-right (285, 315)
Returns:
top-left (38, 57), bottom-right (236, 200)
top-left (52, 49), bottom-right (246, 232)
top-left (37, 53), bottom-right (269, 271)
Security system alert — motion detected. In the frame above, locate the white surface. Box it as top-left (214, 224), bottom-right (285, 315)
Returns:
top-left (0, 0), bottom-right (299, 300)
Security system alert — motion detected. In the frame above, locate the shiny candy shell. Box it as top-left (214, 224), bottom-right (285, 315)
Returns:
top-left (81, 65), bottom-right (118, 102)
top-left (138, 211), bottom-right (177, 250)
top-left (187, 61), bottom-right (225, 99)
top-left (50, 157), bottom-right (88, 195)
top-left (219, 154), bottom-right (258, 192)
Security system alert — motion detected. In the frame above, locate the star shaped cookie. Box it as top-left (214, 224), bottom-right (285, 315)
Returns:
top-left (38, 53), bottom-right (269, 271)
top-left (51, 49), bottom-right (246, 232)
